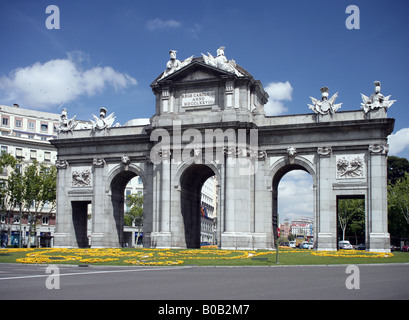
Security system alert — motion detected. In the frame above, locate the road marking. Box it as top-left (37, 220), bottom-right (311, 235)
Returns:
top-left (0, 266), bottom-right (193, 281)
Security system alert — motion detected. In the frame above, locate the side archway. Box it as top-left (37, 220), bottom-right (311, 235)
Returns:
top-left (269, 156), bottom-right (317, 244)
top-left (107, 164), bottom-right (147, 247)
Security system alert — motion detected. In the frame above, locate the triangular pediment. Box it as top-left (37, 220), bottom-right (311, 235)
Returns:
top-left (151, 58), bottom-right (241, 87)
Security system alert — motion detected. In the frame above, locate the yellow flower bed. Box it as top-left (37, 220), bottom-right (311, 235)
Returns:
top-left (311, 249), bottom-right (393, 258)
top-left (4, 247), bottom-right (393, 265)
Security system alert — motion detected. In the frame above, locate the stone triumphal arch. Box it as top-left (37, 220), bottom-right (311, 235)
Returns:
top-left (52, 47), bottom-right (395, 252)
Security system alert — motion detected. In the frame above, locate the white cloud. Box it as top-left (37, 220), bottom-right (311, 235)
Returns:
top-left (388, 128), bottom-right (409, 156)
top-left (146, 18), bottom-right (181, 31)
top-left (264, 81), bottom-right (293, 116)
top-left (0, 54), bottom-right (137, 108)
top-left (278, 170), bottom-right (313, 221)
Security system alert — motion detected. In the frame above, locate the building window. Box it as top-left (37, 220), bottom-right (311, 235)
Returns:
top-left (41, 123), bottom-right (48, 132)
top-left (1, 146), bottom-right (7, 154)
top-left (15, 119), bottom-right (22, 128)
top-left (28, 121), bottom-right (35, 131)
top-left (2, 117), bottom-right (9, 126)
top-left (30, 150), bottom-right (37, 159)
top-left (44, 151), bottom-right (51, 162)
top-left (15, 148), bottom-right (23, 159)
top-left (42, 216), bottom-right (49, 225)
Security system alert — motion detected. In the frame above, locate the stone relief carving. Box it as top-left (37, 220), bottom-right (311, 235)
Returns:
top-left (287, 146), bottom-right (297, 158)
top-left (361, 81), bottom-right (396, 114)
top-left (121, 155), bottom-right (130, 165)
top-left (55, 159), bottom-right (68, 169)
top-left (202, 46), bottom-right (244, 77)
top-left (336, 155), bottom-right (365, 179)
top-left (369, 144), bottom-right (389, 155)
top-left (90, 107), bottom-right (120, 134)
top-left (317, 146), bottom-right (332, 157)
top-left (158, 149), bottom-right (172, 160)
top-left (92, 158), bottom-right (106, 168)
top-left (72, 169), bottom-right (91, 187)
top-left (308, 87), bottom-right (342, 115)
top-left (57, 108), bottom-right (78, 133)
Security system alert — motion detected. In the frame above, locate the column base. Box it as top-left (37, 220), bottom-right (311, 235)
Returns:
top-left (316, 233), bottom-right (337, 251)
top-left (368, 232), bottom-right (391, 253)
top-left (150, 232), bottom-right (172, 248)
top-left (220, 232), bottom-right (271, 250)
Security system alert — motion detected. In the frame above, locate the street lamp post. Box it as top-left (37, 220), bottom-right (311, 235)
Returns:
top-left (19, 202), bottom-right (22, 248)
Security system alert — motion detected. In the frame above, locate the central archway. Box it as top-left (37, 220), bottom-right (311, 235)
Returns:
top-left (270, 157), bottom-right (316, 247)
top-left (179, 164), bottom-right (217, 248)
top-left (107, 165), bottom-right (147, 247)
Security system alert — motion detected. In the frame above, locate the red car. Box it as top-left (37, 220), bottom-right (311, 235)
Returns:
top-left (402, 245), bottom-right (409, 252)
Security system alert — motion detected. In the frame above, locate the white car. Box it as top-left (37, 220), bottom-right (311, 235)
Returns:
top-left (338, 240), bottom-right (353, 250)
top-left (289, 241), bottom-right (296, 248)
top-left (301, 241), bottom-right (313, 249)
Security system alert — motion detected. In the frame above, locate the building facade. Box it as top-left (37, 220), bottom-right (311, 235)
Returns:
top-left (0, 104), bottom-right (59, 247)
top-left (51, 48), bottom-right (395, 252)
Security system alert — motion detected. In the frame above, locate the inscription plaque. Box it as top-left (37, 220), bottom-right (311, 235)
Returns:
top-left (182, 91), bottom-right (215, 107)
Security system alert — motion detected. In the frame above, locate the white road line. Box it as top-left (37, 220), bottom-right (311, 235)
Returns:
top-left (0, 266), bottom-right (193, 281)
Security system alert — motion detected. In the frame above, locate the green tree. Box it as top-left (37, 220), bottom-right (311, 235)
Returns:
top-left (388, 156), bottom-right (409, 184)
top-left (0, 153), bottom-right (20, 246)
top-left (349, 202), bottom-right (365, 245)
top-left (22, 161), bottom-right (57, 248)
top-left (387, 156), bottom-right (409, 242)
top-left (125, 193), bottom-right (143, 245)
top-left (338, 198), bottom-right (365, 242)
top-left (388, 173), bottom-right (409, 225)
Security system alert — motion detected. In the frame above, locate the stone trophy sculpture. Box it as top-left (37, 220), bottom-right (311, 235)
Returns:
top-left (361, 81), bottom-right (395, 113)
top-left (308, 87), bottom-right (342, 115)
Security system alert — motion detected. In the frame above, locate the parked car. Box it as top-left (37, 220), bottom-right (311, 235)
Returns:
top-left (390, 244), bottom-right (399, 252)
top-left (339, 240), bottom-right (353, 250)
top-left (302, 241), bottom-right (313, 249)
top-left (402, 245), bottom-right (409, 252)
top-left (289, 241), bottom-right (296, 248)
top-left (354, 243), bottom-right (365, 250)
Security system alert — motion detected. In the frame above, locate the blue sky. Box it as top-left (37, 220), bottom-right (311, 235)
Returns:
top-left (1, 0), bottom-right (408, 221)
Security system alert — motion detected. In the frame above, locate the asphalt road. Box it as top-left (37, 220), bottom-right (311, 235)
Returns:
top-left (0, 263), bottom-right (408, 301)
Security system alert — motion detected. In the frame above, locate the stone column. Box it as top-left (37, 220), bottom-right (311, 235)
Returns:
top-left (253, 150), bottom-right (272, 249)
top-left (53, 160), bottom-right (75, 247)
top-left (316, 147), bottom-right (337, 251)
top-left (151, 149), bottom-right (172, 248)
top-left (368, 144), bottom-right (390, 252)
top-left (91, 158), bottom-right (118, 247)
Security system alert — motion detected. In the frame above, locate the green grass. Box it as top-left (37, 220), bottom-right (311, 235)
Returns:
top-left (1, 247), bottom-right (408, 266)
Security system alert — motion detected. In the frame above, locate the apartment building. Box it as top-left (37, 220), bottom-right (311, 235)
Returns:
top-left (0, 104), bottom-right (59, 247)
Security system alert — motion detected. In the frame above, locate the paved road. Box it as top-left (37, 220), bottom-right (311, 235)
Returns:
top-left (0, 263), bottom-right (408, 301)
